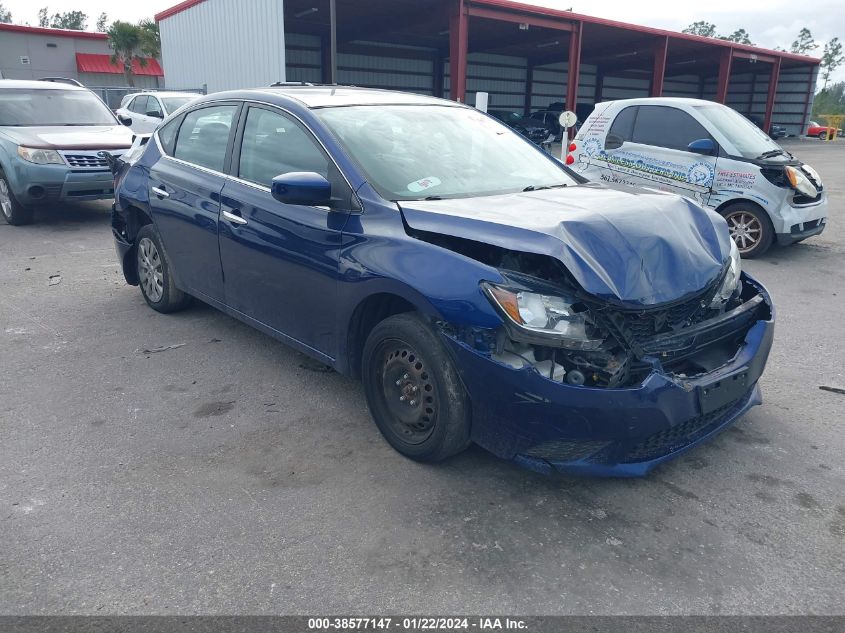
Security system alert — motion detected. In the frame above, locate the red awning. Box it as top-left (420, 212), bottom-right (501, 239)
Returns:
top-left (75, 53), bottom-right (164, 77)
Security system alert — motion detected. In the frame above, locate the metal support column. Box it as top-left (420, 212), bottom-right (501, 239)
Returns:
top-left (762, 57), bottom-right (781, 134)
top-left (449, 0), bottom-right (469, 102)
top-left (651, 36), bottom-right (668, 97)
top-left (716, 47), bottom-right (733, 104)
top-left (524, 62), bottom-right (534, 115)
top-left (565, 20), bottom-right (582, 135)
top-left (328, 0), bottom-right (337, 84)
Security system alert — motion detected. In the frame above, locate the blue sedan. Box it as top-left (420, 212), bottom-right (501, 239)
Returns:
top-left (111, 86), bottom-right (774, 476)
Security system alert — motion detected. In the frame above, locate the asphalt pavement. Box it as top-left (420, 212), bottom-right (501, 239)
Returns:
top-left (1, 139), bottom-right (843, 615)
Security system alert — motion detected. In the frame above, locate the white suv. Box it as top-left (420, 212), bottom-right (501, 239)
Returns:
top-left (115, 91), bottom-right (200, 134)
top-left (570, 97), bottom-right (827, 257)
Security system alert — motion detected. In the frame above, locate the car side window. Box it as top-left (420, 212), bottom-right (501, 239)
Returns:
top-left (633, 105), bottom-right (711, 151)
top-left (608, 106), bottom-right (637, 142)
top-left (238, 107), bottom-right (330, 187)
top-left (147, 97), bottom-right (163, 118)
top-left (157, 114), bottom-right (183, 155)
top-left (173, 105), bottom-right (238, 173)
top-left (130, 96), bottom-right (148, 115)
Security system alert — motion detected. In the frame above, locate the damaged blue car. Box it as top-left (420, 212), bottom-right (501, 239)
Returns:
top-left (111, 86), bottom-right (774, 477)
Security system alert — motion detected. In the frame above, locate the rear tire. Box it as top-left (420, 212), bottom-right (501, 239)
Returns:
top-left (819, 131), bottom-right (828, 140)
top-left (136, 224), bottom-right (191, 313)
top-left (362, 313), bottom-right (471, 462)
top-left (720, 202), bottom-right (774, 259)
top-left (0, 170), bottom-right (35, 226)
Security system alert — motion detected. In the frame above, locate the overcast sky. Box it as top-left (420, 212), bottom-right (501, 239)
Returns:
top-left (3, 0), bottom-right (843, 83)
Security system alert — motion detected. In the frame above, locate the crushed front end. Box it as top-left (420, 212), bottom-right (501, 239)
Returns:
top-left (439, 264), bottom-right (774, 477)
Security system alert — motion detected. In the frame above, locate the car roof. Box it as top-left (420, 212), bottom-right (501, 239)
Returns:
top-left (600, 97), bottom-right (720, 108)
top-left (0, 79), bottom-right (87, 91)
top-left (125, 91), bottom-right (201, 98)
top-left (207, 85), bottom-right (459, 109)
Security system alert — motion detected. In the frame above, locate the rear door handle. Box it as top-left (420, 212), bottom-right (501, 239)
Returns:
top-left (151, 186), bottom-right (169, 199)
top-left (222, 209), bottom-right (248, 226)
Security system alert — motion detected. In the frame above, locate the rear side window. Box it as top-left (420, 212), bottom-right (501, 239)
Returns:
top-left (608, 106), bottom-right (637, 141)
top-left (237, 106), bottom-right (329, 186)
top-left (157, 115), bottom-right (182, 155)
top-left (173, 105), bottom-right (238, 172)
top-left (632, 105), bottom-right (711, 151)
top-left (129, 96), bottom-right (148, 115)
top-left (146, 97), bottom-right (163, 117)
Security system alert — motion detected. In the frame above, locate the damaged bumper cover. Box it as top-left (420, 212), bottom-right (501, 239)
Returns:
top-left (441, 273), bottom-right (774, 477)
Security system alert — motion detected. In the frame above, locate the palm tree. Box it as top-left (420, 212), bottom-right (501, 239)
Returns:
top-left (107, 20), bottom-right (160, 87)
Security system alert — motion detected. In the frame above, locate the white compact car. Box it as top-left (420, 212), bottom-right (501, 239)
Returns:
top-left (115, 91), bottom-right (200, 134)
top-left (570, 97), bottom-right (827, 257)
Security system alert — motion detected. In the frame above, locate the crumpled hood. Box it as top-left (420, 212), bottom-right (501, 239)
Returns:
top-left (0, 125), bottom-right (133, 150)
top-left (399, 183), bottom-right (732, 306)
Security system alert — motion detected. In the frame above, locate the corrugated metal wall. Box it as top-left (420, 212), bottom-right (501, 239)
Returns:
top-left (159, 0), bottom-right (286, 93)
top-left (702, 65), bottom-right (817, 136)
top-left (529, 61), bottom-right (597, 111)
top-left (286, 35), bottom-right (436, 94)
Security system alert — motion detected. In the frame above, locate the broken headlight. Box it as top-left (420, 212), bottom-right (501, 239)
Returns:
top-left (785, 165), bottom-right (818, 198)
top-left (482, 282), bottom-right (605, 350)
top-left (709, 239), bottom-right (742, 308)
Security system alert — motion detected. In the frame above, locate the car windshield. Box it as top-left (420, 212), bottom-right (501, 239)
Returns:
top-left (316, 105), bottom-right (574, 201)
top-left (161, 96), bottom-right (195, 114)
top-left (0, 88), bottom-right (116, 126)
top-left (694, 104), bottom-right (782, 159)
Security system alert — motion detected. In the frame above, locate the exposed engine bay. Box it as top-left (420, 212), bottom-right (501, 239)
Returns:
top-left (413, 229), bottom-right (771, 389)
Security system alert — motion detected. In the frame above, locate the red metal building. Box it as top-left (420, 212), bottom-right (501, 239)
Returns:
top-left (155, 0), bottom-right (821, 136)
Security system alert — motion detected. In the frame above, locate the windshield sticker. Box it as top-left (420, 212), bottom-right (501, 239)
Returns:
top-left (407, 177), bottom-right (442, 193)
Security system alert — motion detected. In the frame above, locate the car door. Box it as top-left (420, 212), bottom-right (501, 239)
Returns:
top-left (128, 96), bottom-right (155, 133)
top-left (148, 103), bottom-right (241, 304)
top-left (145, 96), bottom-right (165, 129)
top-left (218, 104), bottom-right (356, 356)
top-left (604, 104), bottom-right (717, 205)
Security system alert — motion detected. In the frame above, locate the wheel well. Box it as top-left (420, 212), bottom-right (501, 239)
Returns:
top-left (117, 205), bottom-right (154, 284)
top-left (347, 293), bottom-right (416, 378)
top-left (714, 198), bottom-right (770, 225)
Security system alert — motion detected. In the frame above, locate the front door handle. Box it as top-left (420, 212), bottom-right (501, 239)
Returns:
top-left (222, 209), bottom-right (248, 226)
top-left (151, 186), bottom-right (169, 199)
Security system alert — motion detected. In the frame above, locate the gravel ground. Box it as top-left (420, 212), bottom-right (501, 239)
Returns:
top-left (0, 139), bottom-right (843, 615)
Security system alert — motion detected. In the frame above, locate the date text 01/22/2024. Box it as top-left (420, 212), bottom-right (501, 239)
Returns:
top-left (307, 617), bottom-right (529, 630)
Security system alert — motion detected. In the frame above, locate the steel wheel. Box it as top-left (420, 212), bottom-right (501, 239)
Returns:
top-left (377, 341), bottom-right (438, 445)
top-left (0, 178), bottom-right (12, 221)
top-left (138, 237), bottom-right (164, 303)
top-left (725, 210), bottom-right (763, 255)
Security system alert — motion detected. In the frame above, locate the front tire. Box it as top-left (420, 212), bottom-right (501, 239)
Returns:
top-left (0, 171), bottom-right (34, 226)
top-left (819, 131), bottom-right (828, 140)
top-left (362, 313), bottom-right (471, 462)
top-left (720, 202), bottom-right (774, 258)
top-left (136, 224), bottom-right (191, 313)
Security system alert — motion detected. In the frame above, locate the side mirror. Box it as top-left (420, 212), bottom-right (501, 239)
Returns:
top-left (271, 172), bottom-right (332, 206)
top-left (146, 111), bottom-right (163, 119)
top-left (605, 134), bottom-right (624, 150)
top-left (117, 114), bottom-right (133, 127)
top-left (688, 138), bottom-right (716, 155)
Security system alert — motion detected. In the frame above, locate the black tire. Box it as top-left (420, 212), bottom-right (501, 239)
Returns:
top-left (135, 224), bottom-right (191, 313)
top-left (0, 170), bottom-right (35, 226)
top-left (719, 202), bottom-right (774, 259)
top-left (362, 313), bottom-right (471, 462)
top-left (819, 131), bottom-right (828, 140)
